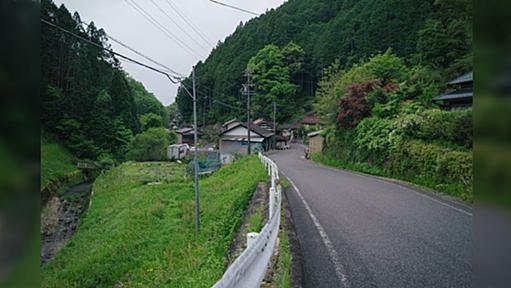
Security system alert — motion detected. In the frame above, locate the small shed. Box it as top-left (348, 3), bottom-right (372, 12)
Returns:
top-left (433, 71), bottom-right (473, 110)
top-left (219, 122), bottom-right (274, 157)
top-left (167, 144), bottom-right (189, 160)
top-left (307, 130), bottom-right (324, 154)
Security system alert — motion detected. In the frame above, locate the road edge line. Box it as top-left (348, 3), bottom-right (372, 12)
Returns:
top-left (282, 172), bottom-right (349, 288)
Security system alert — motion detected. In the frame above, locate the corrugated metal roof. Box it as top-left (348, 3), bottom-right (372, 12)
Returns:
top-left (448, 71), bottom-right (473, 85)
top-left (433, 90), bottom-right (473, 101)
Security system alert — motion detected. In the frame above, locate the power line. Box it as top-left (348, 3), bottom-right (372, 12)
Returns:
top-left (40, 18), bottom-right (181, 84)
top-left (107, 34), bottom-right (184, 77)
top-left (164, 0), bottom-right (215, 47)
top-left (124, 0), bottom-right (204, 59)
top-left (78, 20), bottom-right (184, 77)
top-left (180, 82), bottom-right (244, 112)
top-left (149, 0), bottom-right (210, 52)
top-left (126, 0), bottom-right (202, 58)
top-left (209, 0), bottom-right (259, 16)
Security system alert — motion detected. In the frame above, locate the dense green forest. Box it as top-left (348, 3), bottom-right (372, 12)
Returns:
top-left (174, 0), bottom-right (472, 199)
top-left (41, 0), bottom-right (169, 162)
top-left (176, 0), bottom-right (472, 124)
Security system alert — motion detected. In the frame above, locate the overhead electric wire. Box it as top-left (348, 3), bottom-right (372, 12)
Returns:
top-left (209, 0), bottom-right (259, 16)
top-left (40, 18), bottom-right (182, 84)
top-left (77, 20), bottom-right (184, 77)
top-left (149, 0), bottom-right (210, 52)
top-left (124, 0), bottom-right (204, 59)
top-left (179, 82), bottom-right (243, 112)
top-left (125, 0), bottom-right (202, 58)
top-left (164, 0), bottom-right (215, 47)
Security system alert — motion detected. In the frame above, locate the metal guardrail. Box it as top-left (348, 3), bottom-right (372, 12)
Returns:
top-left (212, 153), bottom-right (282, 288)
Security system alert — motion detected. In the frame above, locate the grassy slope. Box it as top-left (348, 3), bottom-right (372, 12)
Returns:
top-left (40, 137), bottom-right (80, 190)
top-left (41, 157), bottom-right (266, 287)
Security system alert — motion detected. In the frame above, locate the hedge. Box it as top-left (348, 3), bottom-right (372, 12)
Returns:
top-left (388, 140), bottom-right (472, 199)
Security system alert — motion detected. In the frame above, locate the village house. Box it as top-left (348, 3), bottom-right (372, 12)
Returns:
top-left (433, 71), bottom-right (473, 110)
top-left (218, 122), bottom-right (274, 159)
top-left (253, 118), bottom-right (275, 132)
top-left (176, 127), bottom-right (202, 145)
top-left (290, 114), bottom-right (321, 131)
top-left (222, 118), bottom-right (241, 131)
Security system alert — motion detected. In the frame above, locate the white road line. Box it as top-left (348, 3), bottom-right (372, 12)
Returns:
top-left (356, 173), bottom-right (473, 217)
top-left (282, 172), bottom-right (349, 288)
top-left (405, 187), bottom-right (473, 217)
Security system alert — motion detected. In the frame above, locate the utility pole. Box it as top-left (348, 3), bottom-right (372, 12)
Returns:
top-left (192, 66), bottom-right (200, 233)
top-left (273, 101), bottom-right (276, 149)
top-left (242, 69), bottom-right (253, 155)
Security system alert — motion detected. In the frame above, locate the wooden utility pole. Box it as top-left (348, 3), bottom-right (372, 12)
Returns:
top-left (192, 66), bottom-right (200, 233)
top-left (273, 101), bottom-right (276, 149)
top-left (242, 69), bottom-right (253, 155)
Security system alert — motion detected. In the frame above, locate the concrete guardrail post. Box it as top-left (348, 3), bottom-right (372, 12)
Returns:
top-left (247, 232), bottom-right (259, 248)
top-left (269, 187), bottom-right (275, 218)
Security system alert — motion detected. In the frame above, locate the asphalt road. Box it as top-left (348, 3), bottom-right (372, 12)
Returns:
top-left (270, 144), bottom-right (472, 288)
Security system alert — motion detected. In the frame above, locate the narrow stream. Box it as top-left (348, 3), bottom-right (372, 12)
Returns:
top-left (41, 182), bottom-right (92, 265)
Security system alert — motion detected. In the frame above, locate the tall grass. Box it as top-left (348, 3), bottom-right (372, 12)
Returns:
top-left (41, 157), bottom-right (266, 287)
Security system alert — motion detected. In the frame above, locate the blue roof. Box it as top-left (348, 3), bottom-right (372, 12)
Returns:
top-left (448, 71), bottom-right (473, 85)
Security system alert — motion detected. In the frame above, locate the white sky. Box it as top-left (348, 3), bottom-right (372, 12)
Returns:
top-left (53, 0), bottom-right (287, 106)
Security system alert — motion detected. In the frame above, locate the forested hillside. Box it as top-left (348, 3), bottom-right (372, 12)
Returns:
top-left (41, 0), bottom-right (169, 161)
top-left (176, 0), bottom-right (472, 124)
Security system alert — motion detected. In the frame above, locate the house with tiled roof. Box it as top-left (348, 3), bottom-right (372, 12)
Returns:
top-left (433, 71), bottom-right (473, 110)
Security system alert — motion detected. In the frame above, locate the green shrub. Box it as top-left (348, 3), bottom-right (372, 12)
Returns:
top-left (388, 140), bottom-right (472, 200)
top-left (354, 117), bottom-right (395, 164)
top-left (392, 108), bottom-right (472, 148)
top-left (139, 112), bottom-right (163, 131)
top-left (127, 128), bottom-right (170, 161)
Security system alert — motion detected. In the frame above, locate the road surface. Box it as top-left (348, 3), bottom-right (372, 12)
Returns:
top-left (270, 144), bottom-right (472, 288)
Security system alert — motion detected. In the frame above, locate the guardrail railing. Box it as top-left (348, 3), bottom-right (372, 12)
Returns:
top-left (212, 153), bottom-right (282, 288)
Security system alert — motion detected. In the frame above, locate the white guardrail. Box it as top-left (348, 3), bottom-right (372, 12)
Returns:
top-left (212, 152), bottom-right (282, 288)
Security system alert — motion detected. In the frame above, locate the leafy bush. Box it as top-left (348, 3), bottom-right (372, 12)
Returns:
top-left (393, 108), bottom-right (472, 148)
top-left (97, 153), bottom-right (115, 170)
top-left (127, 128), bottom-right (170, 161)
top-left (388, 140), bottom-right (472, 200)
top-left (354, 117), bottom-right (395, 164)
top-left (336, 81), bottom-right (376, 128)
top-left (139, 112), bottom-right (163, 131)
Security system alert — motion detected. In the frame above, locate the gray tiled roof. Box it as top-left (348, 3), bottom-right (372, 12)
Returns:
top-left (219, 121), bottom-right (274, 138)
top-left (433, 90), bottom-right (473, 101)
top-left (448, 71), bottom-right (473, 85)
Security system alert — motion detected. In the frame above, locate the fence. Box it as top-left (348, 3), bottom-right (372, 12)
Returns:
top-left (212, 152), bottom-right (282, 288)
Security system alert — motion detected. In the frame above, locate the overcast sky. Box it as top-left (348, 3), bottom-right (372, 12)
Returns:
top-left (53, 0), bottom-right (287, 106)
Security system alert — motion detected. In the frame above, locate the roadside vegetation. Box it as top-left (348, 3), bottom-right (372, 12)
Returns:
top-left (41, 135), bottom-right (84, 193)
top-left (268, 211), bottom-right (292, 288)
top-left (312, 50), bottom-right (472, 201)
top-left (41, 156), bottom-right (266, 287)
